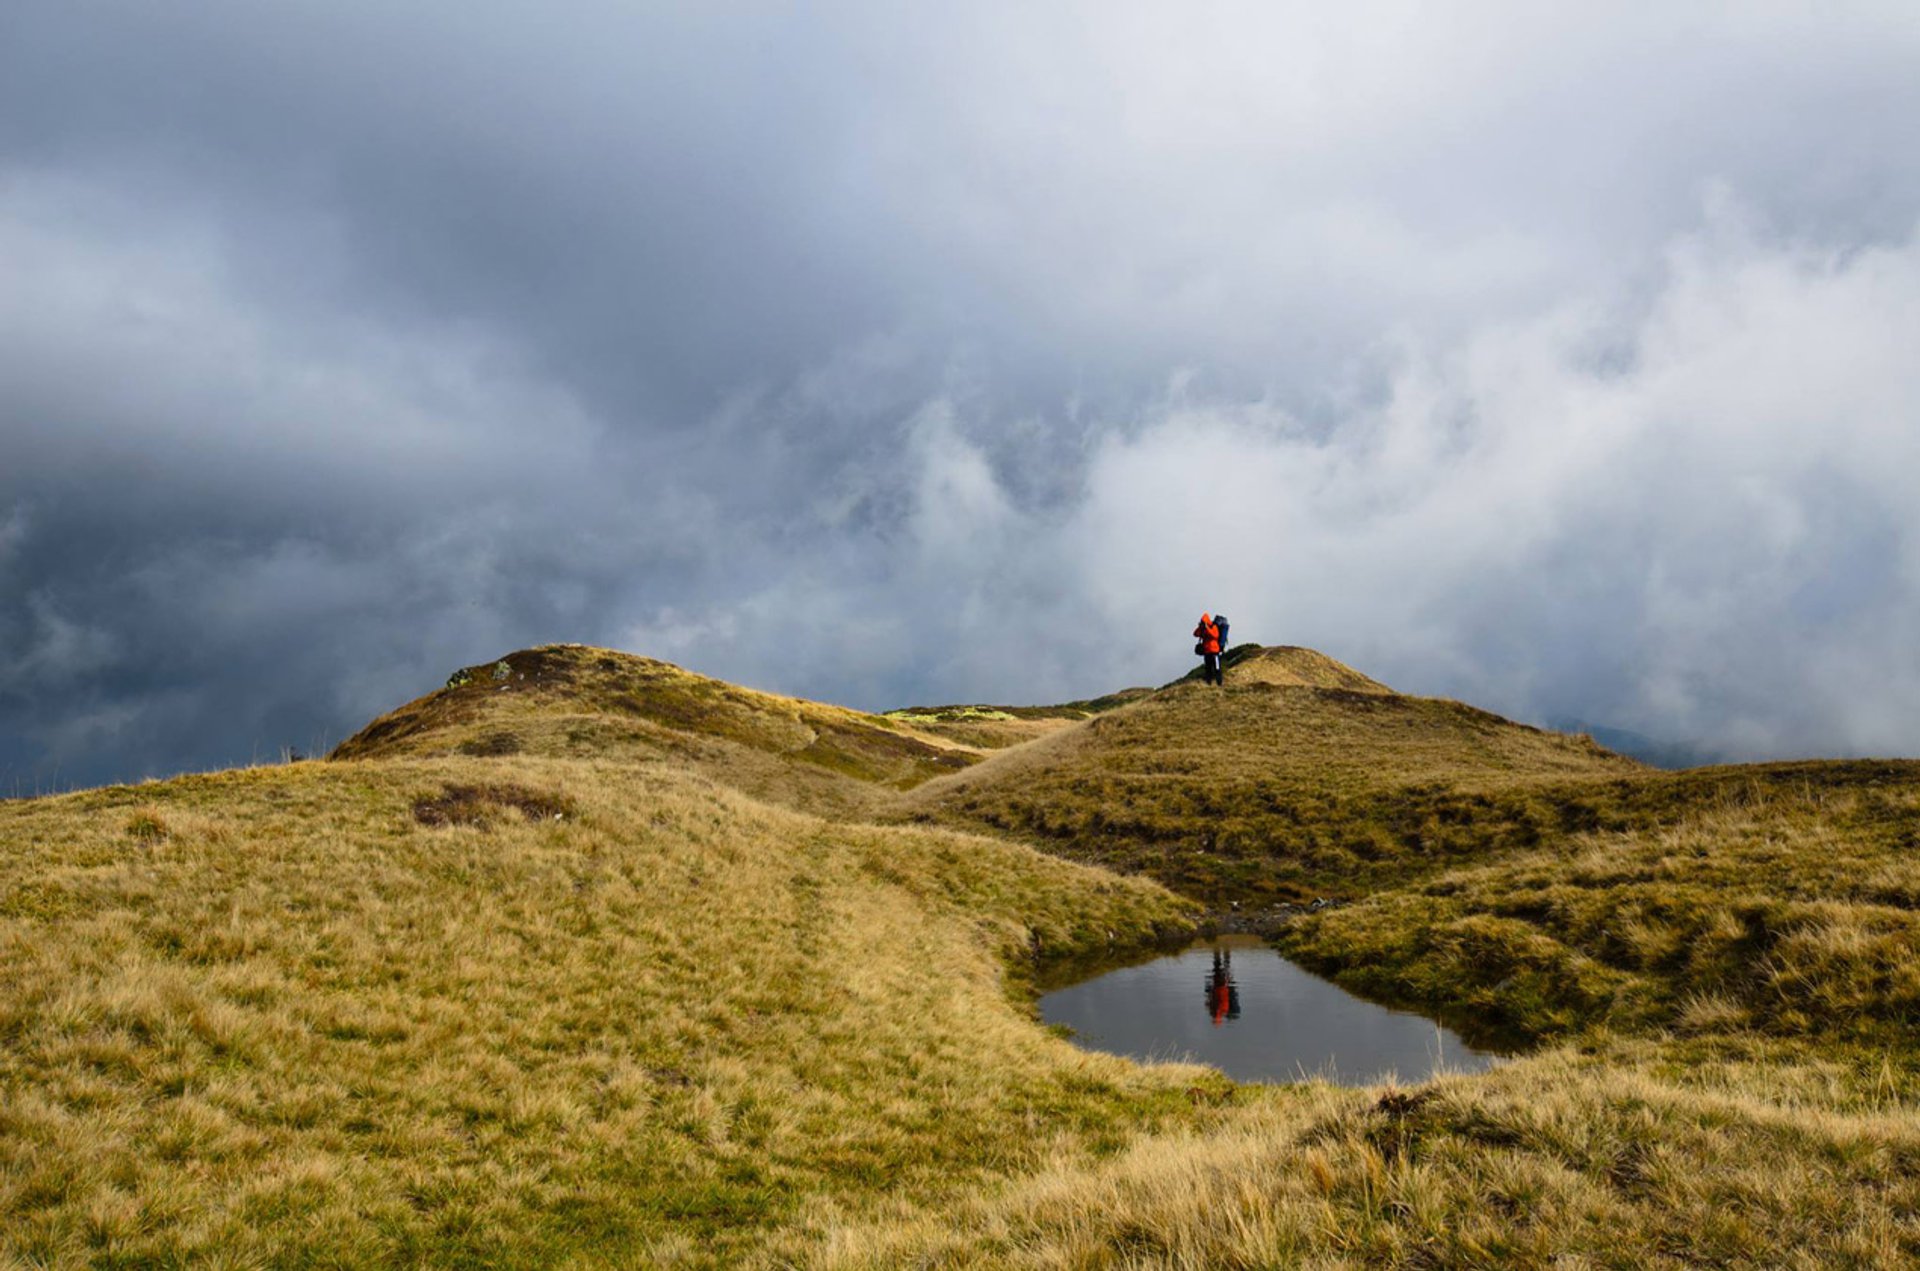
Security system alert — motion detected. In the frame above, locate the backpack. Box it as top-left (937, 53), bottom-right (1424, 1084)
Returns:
top-left (1214, 615), bottom-right (1230, 648)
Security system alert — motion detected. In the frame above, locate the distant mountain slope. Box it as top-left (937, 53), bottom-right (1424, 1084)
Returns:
top-left (903, 646), bottom-right (1641, 902)
top-left (332, 645), bottom-right (978, 813)
top-left (1547, 717), bottom-right (1721, 770)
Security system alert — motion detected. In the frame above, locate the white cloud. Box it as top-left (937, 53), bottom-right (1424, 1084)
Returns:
top-left (1054, 212), bottom-right (1920, 755)
top-left (675, 205), bottom-right (1920, 759)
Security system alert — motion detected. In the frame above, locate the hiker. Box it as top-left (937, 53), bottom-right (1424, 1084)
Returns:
top-left (1193, 613), bottom-right (1222, 686)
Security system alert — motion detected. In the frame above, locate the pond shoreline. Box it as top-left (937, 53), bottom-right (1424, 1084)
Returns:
top-left (1038, 933), bottom-right (1504, 1086)
top-left (1028, 897), bottom-right (1345, 993)
top-left (1199, 896), bottom-right (1345, 938)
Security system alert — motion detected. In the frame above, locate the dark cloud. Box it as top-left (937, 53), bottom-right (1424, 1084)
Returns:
top-left (4, 2), bottom-right (1920, 790)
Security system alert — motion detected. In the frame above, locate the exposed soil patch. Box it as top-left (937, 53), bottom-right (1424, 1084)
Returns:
top-left (457, 731), bottom-right (523, 757)
top-left (333, 710), bottom-right (426, 758)
top-left (412, 783), bottom-right (573, 828)
top-left (501, 646), bottom-right (585, 687)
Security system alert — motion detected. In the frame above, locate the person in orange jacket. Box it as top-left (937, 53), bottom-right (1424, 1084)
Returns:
top-left (1194, 613), bottom-right (1222, 686)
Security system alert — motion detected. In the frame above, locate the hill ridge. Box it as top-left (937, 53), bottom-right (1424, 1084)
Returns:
top-left (330, 643), bottom-right (980, 813)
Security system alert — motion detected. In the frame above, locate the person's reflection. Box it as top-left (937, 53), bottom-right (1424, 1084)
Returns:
top-left (1206, 947), bottom-right (1242, 1026)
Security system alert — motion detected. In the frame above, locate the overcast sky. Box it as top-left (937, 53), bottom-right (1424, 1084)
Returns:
top-left (5, 2), bottom-right (1920, 790)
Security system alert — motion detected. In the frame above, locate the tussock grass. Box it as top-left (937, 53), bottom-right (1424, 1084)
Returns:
top-left (0, 756), bottom-right (1203, 1265)
top-left (904, 668), bottom-right (1638, 902)
top-left (1282, 768), bottom-right (1920, 1047)
top-left (815, 1042), bottom-right (1920, 1268)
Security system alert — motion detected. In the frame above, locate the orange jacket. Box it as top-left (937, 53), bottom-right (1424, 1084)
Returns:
top-left (1194, 615), bottom-right (1220, 656)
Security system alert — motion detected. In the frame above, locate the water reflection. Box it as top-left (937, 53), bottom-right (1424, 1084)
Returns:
top-left (1206, 948), bottom-right (1241, 1025)
top-left (1041, 935), bottom-right (1501, 1086)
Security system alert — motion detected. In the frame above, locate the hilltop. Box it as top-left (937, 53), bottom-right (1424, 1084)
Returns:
top-left (4, 640), bottom-right (1920, 1266)
top-left (1174, 643), bottom-right (1396, 692)
top-left (879, 646), bottom-right (1388, 753)
top-left (333, 644), bottom-right (979, 815)
top-left (904, 646), bottom-right (1639, 903)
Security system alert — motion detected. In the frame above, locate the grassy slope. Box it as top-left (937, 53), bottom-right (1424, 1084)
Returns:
top-left (826, 1040), bottom-right (1920, 1267)
top-left (833, 770), bottom-right (1920, 1267)
top-left (839, 661), bottom-right (1920, 1266)
top-left (0, 757), bottom-right (1202, 1266)
top-left (1279, 761), bottom-right (1920, 1044)
top-left (903, 660), bottom-right (1640, 903)
top-left (884, 690), bottom-right (1156, 751)
top-left (8, 643), bottom-right (1920, 1266)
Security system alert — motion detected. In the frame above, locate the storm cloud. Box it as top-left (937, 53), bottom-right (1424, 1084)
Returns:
top-left (4, 2), bottom-right (1919, 789)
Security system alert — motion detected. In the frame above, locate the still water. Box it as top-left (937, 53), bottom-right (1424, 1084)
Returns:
top-left (1040, 935), bottom-right (1500, 1086)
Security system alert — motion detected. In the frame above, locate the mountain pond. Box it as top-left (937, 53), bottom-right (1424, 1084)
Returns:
top-left (1040, 934), bottom-right (1502, 1086)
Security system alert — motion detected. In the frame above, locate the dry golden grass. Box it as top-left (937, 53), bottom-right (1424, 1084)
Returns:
top-left (885, 690), bottom-right (1157, 751)
top-left (1281, 769), bottom-right (1920, 1047)
top-left (0, 755), bottom-right (1205, 1265)
top-left (882, 710), bottom-right (1085, 752)
top-left (1177, 644), bottom-right (1397, 693)
top-left (333, 645), bottom-right (980, 816)
top-left (902, 671), bottom-right (1639, 902)
top-left (812, 1041), bottom-right (1920, 1268)
top-left (6, 642), bottom-right (1920, 1266)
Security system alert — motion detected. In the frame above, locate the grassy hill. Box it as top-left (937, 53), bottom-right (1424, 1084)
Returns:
top-left (5, 642), bottom-right (1920, 1266)
top-left (903, 649), bottom-right (1641, 903)
top-left (333, 645), bottom-right (979, 816)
